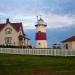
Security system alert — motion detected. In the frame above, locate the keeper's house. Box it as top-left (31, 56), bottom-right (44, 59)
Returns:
top-left (62, 36), bottom-right (75, 50)
top-left (0, 19), bottom-right (30, 47)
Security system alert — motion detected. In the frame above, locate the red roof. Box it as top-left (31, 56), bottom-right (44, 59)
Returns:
top-left (18, 35), bottom-right (30, 40)
top-left (0, 22), bottom-right (22, 32)
top-left (11, 23), bottom-right (22, 32)
top-left (62, 36), bottom-right (75, 43)
top-left (35, 32), bottom-right (47, 40)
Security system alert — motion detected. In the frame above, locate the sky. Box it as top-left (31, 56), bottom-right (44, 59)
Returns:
top-left (0, 0), bottom-right (75, 47)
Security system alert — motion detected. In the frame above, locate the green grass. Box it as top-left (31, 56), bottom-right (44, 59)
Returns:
top-left (0, 54), bottom-right (75, 75)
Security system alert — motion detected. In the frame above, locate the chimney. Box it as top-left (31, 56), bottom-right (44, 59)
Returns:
top-left (6, 18), bottom-right (9, 23)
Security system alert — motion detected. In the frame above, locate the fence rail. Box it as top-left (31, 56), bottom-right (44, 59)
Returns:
top-left (0, 48), bottom-right (75, 56)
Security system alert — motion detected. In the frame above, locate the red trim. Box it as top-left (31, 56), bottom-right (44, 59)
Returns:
top-left (62, 36), bottom-right (75, 42)
top-left (0, 24), bottom-right (6, 31)
top-left (35, 32), bottom-right (47, 40)
top-left (0, 22), bottom-right (22, 32)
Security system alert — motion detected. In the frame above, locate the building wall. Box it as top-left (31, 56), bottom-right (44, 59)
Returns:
top-left (62, 42), bottom-right (72, 49)
top-left (36, 40), bottom-right (47, 48)
top-left (62, 41), bottom-right (75, 50)
top-left (72, 41), bottom-right (75, 50)
top-left (36, 25), bottom-right (46, 32)
top-left (0, 23), bottom-right (19, 46)
top-left (24, 39), bottom-right (29, 47)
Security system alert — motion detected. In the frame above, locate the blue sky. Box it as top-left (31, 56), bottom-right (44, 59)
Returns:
top-left (0, 0), bottom-right (75, 47)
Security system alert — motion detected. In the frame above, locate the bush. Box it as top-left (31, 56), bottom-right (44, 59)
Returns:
top-left (27, 45), bottom-right (32, 48)
top-left (0, 45), bottom-right (33, 48)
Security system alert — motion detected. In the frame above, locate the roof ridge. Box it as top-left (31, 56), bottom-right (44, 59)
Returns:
top-left (62, 35), bottom-right (75, 43)
top-left (0, 22), bottom-right (22, 32)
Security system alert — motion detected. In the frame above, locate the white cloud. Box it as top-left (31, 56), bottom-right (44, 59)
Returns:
top-left (22, 15), bottom-right (75, 29)
top-left (6, 14), bottom-right (75, 30)
top-left (44, 15), bottom-right (75, 29)
top-left (10, 16), bottom-right (37, 29)
top-left (0, 0), bottom-right (75, 30)
top-left (0, 12), bottom-right (75, 30)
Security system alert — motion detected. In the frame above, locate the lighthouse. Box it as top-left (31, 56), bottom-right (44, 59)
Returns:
top-left (35, 17), bottom-right (47, 48)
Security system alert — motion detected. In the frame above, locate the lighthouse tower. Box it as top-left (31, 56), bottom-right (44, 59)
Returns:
top-left (35, 17), bottom-right (47, 48)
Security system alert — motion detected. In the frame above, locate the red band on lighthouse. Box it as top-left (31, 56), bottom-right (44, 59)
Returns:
top-left (35, 32), bottom-right (47, 40)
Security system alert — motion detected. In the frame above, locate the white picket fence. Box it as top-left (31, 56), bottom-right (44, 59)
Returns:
top-left (0, 48), bottom-right (75, 56)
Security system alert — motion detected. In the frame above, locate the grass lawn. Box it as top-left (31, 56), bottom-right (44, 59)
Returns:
top-left (0, 54), bottom-right (75, 75)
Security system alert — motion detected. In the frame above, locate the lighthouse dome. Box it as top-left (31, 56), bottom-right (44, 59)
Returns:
top-left (37, 18), bottom-right (45, 25)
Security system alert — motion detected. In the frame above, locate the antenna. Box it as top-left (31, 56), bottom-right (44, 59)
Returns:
top-left (37, 16), bottom-right (38, 21)
top-left (40, 15), bottom-right (42, 19)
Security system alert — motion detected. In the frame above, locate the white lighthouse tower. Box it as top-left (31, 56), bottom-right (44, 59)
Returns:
top-left (35, 17), bottom-right (47, 48)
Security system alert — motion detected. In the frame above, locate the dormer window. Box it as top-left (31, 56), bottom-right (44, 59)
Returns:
top-left (5, 28), bottom-right (12, 34)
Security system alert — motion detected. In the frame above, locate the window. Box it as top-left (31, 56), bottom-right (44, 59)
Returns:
top-left (5, 37), bottom-right (12, 45)
top-left (5, 28), bottom-right (12, 34)
top-left (38, 43), bottom-right (41, 48)
top-left (65, 44), bottom-right (68, 49)
top-left (38, 43), bottom-right (41, 45)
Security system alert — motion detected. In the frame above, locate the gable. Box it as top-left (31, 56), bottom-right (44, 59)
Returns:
top-left (2, 23), bottom-right (18, 33)
top-left (0, 22), bottom-right (23, 32)
top-left (10, 23), bottom-right (23, 32)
